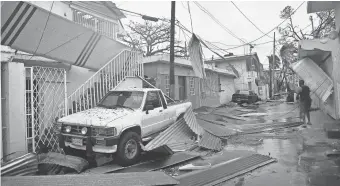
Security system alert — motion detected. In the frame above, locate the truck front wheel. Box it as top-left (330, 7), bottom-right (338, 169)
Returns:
top-left (116, 131), bottom-right (141, 166)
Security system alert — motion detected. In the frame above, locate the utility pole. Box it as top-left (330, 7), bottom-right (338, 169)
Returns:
top-left (269, 32), bottom-right (275, 99)
top-left (309, 16), bottom-right (315, 38)
top-left (169, 1), bottom-right (176, 99)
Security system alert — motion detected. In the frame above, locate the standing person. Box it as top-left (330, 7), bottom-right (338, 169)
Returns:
top-left (296, 80), bottom-right (312, 125)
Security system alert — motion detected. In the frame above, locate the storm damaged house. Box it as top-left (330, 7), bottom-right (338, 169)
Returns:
top-left (205, 53), bottom-right (267, 99)
top-left (1, 1), bottom-right (143, 160)
top-left (143, 54), bottom-right (237, 109)
top-left (294, 1), bottom-right (340, 119)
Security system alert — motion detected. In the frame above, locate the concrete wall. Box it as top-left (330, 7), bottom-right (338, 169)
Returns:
top-left (219, 76), bottom-right (235, 104)
top-left (29, 1), bottom-right (73, 20)
top-left (334, 3), bottom-right (340, 118)
top-left (299, 38), bottom-right (340, 119)
top-left (143, 63), bottom-right (235, 109)
top-left (115, 77), bottom-right (142, 90)
top-left (28, 1), bottom-right (123, 33)
top-left (0, 62), bottom-right (2, 161)
top-left (1, 62), bottom-right (26, 160)
top-left (335, 3), bottom-right (340, 28)
top-left (214, 60), bottom-right (259, 94)
top-left (66, 65), bottom-right (96, 95)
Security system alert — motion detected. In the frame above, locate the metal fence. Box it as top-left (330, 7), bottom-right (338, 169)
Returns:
top-left (25, 67), bottom-right (67, 153)
top-left (64, 49), bottom-right (143, 116)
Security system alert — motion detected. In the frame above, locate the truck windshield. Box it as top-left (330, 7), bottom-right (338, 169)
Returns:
top-left (98, 91), bottom-right (144, 109)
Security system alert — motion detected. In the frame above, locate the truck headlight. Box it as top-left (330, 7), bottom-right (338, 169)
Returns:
top-left (81, 127), bottom-right (88, 135)
top-left (65, 126), bottom-right (71, 133)
top-left (93, 127), bottom-right (116, 136)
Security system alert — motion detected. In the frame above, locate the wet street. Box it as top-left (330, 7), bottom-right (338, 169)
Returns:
top-left (215, 102), bottom-right (340, 186)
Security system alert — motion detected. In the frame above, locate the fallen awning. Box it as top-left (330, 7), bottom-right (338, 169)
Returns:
top-left (290, 57), bottom-right (333, 102)
top-left (1, 1), bottom-right (129, 70)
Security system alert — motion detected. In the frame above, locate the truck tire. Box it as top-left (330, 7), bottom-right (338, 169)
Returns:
top-left (116, 131), bottom-right (141, 166)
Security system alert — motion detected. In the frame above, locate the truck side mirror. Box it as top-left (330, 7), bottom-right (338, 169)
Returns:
top-left (145, 104), bottom-right (154, 114)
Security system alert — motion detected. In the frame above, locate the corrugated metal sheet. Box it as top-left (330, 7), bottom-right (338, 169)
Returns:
top-left (176, 154), bottom-right (275, 186)
top-left (290, 58), bottom-right (333, 102)
top-left (37, 152), bottom-right (89, 173)
top-left (1, 153), bottom-right (38, 176)
top-left (144, 118), bottom-right (195, 151)
top-left (81, 164), bottom-right (123, 175)
top-left (198, 131), bottom-right (223, 151)
top-left (188, 34), bottom-right (206, 78)
top-left (167, 140), bottom-right (196, 152)
top-left (111, 152), bottom-right (200, 174)
top-left (1, 172), bottom-right (179, 186)
top-left (196, 118), bottom-right (236, 138)
top-left (184, 105), bottom-right (204, 135)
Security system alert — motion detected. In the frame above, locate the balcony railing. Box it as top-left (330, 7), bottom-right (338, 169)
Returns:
top-left (72, 9), bottom-right (117, 40)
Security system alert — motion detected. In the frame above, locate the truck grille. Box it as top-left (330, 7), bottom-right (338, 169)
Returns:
top-left (62, 125), bottom-right (91, 136)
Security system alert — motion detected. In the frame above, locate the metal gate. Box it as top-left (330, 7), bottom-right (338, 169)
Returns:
top-left (25, 66), bottom-right (67, 153)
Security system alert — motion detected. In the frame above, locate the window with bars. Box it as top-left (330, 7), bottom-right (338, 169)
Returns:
top-left (189, 77), bottom-right (195, 95)
top-left (72, 9), bottom-right (117, 39)
top-left (165, 75), bottom-right (170, 96)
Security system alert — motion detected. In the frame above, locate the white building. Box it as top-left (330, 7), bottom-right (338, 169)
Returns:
top-left (205, 53), bottom-right (266, 96)
top-left (1, 1), bottom-right (142, 160)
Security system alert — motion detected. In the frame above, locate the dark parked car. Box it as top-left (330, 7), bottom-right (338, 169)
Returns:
top-left (232, 90), bottom-right (259, 104)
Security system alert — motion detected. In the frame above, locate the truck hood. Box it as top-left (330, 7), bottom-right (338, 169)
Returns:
top-left (58, 107), bottom-right (134, 127)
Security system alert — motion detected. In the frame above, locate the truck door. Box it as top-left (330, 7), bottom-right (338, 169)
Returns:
top-left (141, 91), bottom-right (165, 137)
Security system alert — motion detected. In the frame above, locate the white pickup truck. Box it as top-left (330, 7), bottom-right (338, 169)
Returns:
top-left (55, 88), bottom-right (191, 166)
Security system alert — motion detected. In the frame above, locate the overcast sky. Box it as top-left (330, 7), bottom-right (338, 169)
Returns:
top-left (116, 1), bottom-right (312, 69)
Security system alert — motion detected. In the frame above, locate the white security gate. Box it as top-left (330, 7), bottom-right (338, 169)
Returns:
top-left (25, 66), bottom-right (67, 153)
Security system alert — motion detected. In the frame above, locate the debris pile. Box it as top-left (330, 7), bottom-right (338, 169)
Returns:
top-left (144, 105), bottom-right (227, 152)
top-left (1, 153), bottom-right (38, 176)
top-left (38, 152), bottom-right (89, 174)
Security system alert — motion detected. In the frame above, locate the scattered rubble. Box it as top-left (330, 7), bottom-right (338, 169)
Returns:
top-left (1, 153), bottom-right (38, 176)
top-left (38, 152), bottom-right (89, 173)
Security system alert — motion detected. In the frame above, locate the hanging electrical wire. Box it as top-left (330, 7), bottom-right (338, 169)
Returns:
top-left (193, 1), bottom-right (247, 44)
top-left (176, 21), bottom-right (231, 55)
top-left (231, 1), bottom-right (272, 39)
top-left (224, 1), bottom-right (306, 50)
top-left (28, 1), bottom-right (54, 60)
top-left (211, 40), bottom-right (273, 48)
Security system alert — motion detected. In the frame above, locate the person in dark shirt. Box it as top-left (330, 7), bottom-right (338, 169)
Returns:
top-left (296, 80), bottom-right (312, 125)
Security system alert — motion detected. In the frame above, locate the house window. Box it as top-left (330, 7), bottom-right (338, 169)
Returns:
top-left (72, 9), bottom-right (117, 39)
top-left (165, 75), bottom-right (170, 96)
top-left (189, 77), bottom-right (195, 95)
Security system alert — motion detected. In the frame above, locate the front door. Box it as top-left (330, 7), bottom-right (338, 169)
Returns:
top-left (141, 91), bottom-right (164, 137)
top-left (178, 76), bottom-right (187, 100)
